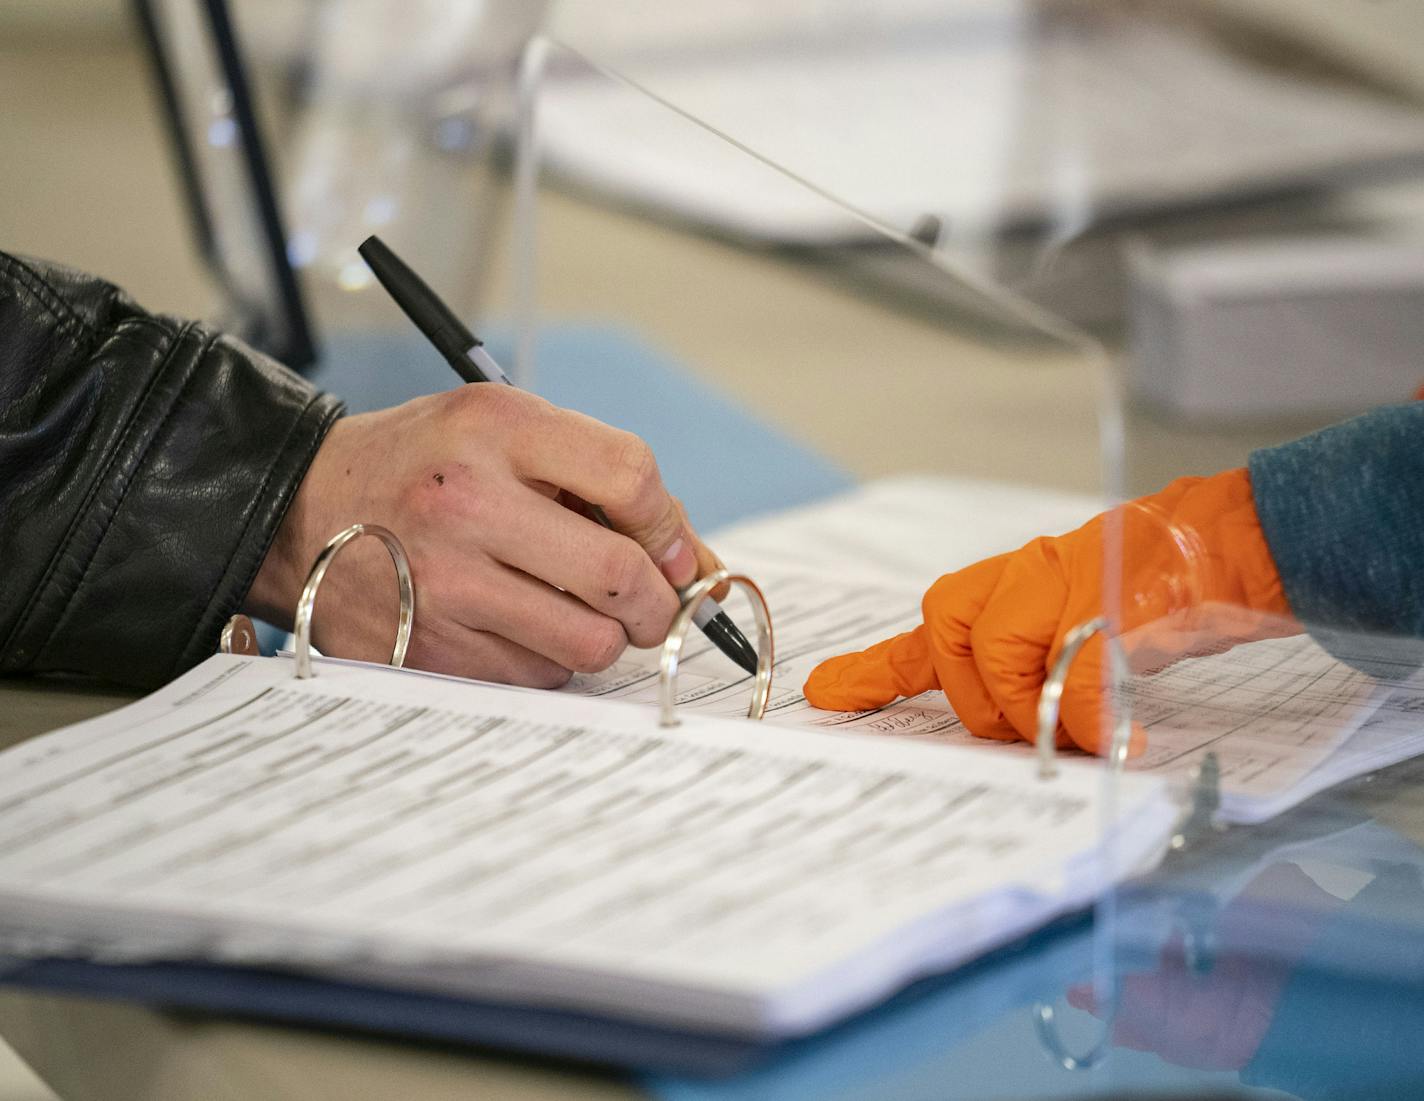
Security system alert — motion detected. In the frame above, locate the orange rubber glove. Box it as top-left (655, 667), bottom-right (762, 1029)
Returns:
top-left (804, 468), bottom-right (1297, 754)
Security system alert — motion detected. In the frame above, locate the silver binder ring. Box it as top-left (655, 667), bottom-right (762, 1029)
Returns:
top-left (293, 524), bottom-right (415, 680)
top-left (1035, 616), bottom-right (1132, 779)
top-left (1034, 1000), bottom-right (1113, 1071)
top-left (659, 570), bottom-right (773, 728)
top-left (1032, 618), bottom-right (1134, 1071)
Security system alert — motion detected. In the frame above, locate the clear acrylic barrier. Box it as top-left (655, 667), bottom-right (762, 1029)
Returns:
top-left (514, 42), bottom-right (1118, 497)
top-left (523, 7), bottom-right (1424, 1099)
top-left (517, 33), bottom-right (1153, 1091)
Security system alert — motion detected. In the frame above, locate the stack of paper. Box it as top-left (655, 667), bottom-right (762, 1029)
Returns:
top-left (0, 654), bottom-right (1172, 1037)
top-left (680, 477), bottom-right (1424, 825)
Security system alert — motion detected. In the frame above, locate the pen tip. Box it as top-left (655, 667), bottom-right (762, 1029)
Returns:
top-left (713, 614), bottom-right (761, 677)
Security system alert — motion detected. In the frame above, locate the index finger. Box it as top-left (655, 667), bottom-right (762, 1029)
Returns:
top-left (517, 407), bottom-right (700, 587)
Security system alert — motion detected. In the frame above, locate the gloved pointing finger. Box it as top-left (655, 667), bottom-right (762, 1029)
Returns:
top-left (805, 468), bottom-right (1298, 755)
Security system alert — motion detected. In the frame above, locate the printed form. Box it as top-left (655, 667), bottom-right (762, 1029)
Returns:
top-left (0, 654), bottom-right (1168, 1034)
top-left (567, 478), bottom-right (1424, 823)
top-left (565, 563), bottom-right (1413, 821)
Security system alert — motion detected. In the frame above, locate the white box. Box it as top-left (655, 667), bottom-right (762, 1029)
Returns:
top-left (1126, 235), bottom-right (1424, 419)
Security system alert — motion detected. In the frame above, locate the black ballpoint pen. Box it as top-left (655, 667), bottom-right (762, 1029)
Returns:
top-left (358, 234), bottom-right (761, 677)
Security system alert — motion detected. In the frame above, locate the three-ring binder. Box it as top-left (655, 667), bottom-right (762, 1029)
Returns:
top-left (659, 569), bottom-right (774, 727)
top-left (221, 526), bottom-right (1220, 825)
top-left (221, 526), bottom-right (1219, 1073)
top-left (221, 525), bottom-right (1218, 817)
top-left (220, 524), bottom-right (778, 723)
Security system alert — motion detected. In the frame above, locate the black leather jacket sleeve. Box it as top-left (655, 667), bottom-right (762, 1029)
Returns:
top-left (0, 251), bottom-right (343, 688)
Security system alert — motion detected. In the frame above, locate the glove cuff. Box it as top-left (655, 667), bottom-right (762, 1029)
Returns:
top-left (1149, 468), bottom-right (1292, 621)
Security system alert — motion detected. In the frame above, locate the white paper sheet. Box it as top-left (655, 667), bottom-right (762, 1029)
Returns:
top-left (604, 476), bottom-right (1424, 823)
top-left (566, 557), bottom-right (1408, 822)
top-left (0, 653), bottom-right (1168, 1034)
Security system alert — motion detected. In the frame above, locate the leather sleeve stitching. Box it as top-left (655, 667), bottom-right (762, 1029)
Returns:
top-left (32, 324), bottom-right (214, 663)
top-left (0, 253), bottom-right (98, 347)
top-left (184, 390), bottom-right (340, 675)
top-left (6, 322), bottom-right (202, 665)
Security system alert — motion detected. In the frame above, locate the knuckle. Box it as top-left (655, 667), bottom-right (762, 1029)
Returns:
top-left (924, 568), bottom-right (975, 621)
top-left (625, 598), bottom-right (676, 648)
top-left (442, 380), bottom-right (490, 420)
top-left (448, 380), bottom-right (539, 431)
top-left (606, 433), bottom-right (660, 509)
top-left (925, 573), bottom-right (958, 610)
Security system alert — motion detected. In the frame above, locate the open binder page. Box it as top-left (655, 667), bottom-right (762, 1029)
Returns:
top-left (575, 477), bottom-right (1424, 824)
top-left (1122, 632), bottom-right (1424, 823)
top-left (569, 565), bottom-right (946, 735)
top-left (0, 654), bottom-right (1171, 1036)
top-left (567, 476), bottom-right (1105, 736)
top-left (569, 560), bottom-right (1420, 823)
top-left (709, 475), bottom-right (1106, 593)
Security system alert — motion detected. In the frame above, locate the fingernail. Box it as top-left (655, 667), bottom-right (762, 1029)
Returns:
top-left (659, 537), bottom-right (696, 588)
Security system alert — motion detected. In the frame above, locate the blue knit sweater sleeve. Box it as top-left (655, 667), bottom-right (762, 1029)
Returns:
top-left (1248, 403), bottom-right (1424, 641)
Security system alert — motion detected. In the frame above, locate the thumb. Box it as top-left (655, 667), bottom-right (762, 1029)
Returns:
top-left (804, 625), bottom-right (937, 710)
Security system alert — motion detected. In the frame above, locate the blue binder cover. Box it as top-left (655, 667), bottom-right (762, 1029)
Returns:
top-left (0, 955), bottom-right (765, 1076)
top-left (0, 914), bottom-right (1097, 1081)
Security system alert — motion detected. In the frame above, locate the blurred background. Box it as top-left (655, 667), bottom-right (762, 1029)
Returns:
top-left (7, 0), bottom-right (1424, 513)
top-left (3, 1), bottom-right (1424, 1095)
